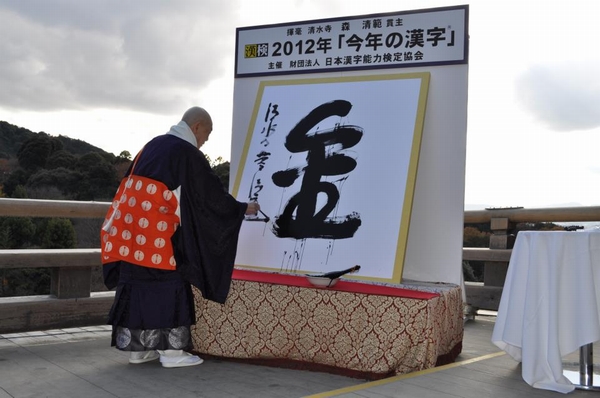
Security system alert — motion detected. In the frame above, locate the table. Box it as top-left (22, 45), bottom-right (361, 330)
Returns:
top-left (492, 230), bottom-right (600, 393)
top-left (191, 269), bottom-right (464, 379)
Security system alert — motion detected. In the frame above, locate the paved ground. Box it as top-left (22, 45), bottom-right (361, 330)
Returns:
top-left (0, 325), bottom-right (363, 398)
top-left (1, 315), bottom-right (597, 397)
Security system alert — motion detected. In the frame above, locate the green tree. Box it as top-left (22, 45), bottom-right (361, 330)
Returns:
top-left (0, 223), bottom-right (9, 249)
top-left (100, 152), bottom-right (116, 164)
top-left (77, 162), bottom-right (119, 200)
top-left (0, 121), bottom-right (35, 157)
top-left (3, 168), bottom-right (30, 197)
top-left (11, 185), bottom-right (28, 199)
top-left (0, 216), bottom-right (52, 297)
top-left (26, 167), bottom-right (83, 199)
top-left (463, 226), bottom-right (490, 247)
top-left (0, 268), bottom-right (51, 296)
top-left (206, 156), bottom-right (230, 188)
top-left (41, 218), bottom-right (76, 249)
top-left (0, 217), bottom-right (36, 248)
top-left (75, 152), bottom-right (106, 173)
top-left (462, 226), bottom-right (491, 282)
top-left (0, 158), bottom-right (10, 175)
top-left (117, 150), bottom-right (132, 161)
top-left (463, 261), bottom-right (477, 282)
top-left (17, 133), bottom-right (62, 172)
top-left (46, 150), bottom-right (77, 170)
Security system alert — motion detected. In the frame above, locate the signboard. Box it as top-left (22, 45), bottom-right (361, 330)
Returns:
top-left (231, 5), bottom-right (469, 286)
top-left (236, 5), bottom-right (468, 77)
top-left (232, 73), bottom-right (429, 281)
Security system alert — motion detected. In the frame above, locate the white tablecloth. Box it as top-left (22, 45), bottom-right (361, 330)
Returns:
top-left (492, 230), bottom-right (600, 393)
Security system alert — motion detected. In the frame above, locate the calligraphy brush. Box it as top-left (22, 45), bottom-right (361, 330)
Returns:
top-left (307, 265), bottom-right (361, 280)
top-left (244, 209), bottom-right (270, 223)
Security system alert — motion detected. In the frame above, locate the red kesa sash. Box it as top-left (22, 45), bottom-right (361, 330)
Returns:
top-left (101, 174), bottom-right (180, 271)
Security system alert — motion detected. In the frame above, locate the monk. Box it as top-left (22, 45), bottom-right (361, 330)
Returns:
top-left (101, 107), bottom-right (260, 368)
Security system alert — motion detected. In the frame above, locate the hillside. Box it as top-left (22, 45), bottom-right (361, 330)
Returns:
top-left (0, 121), bottom-right (110, 159)
top-left (0, 122), bottom-right (35, 159)
top-left (0, 120), bottom-right (125, 201)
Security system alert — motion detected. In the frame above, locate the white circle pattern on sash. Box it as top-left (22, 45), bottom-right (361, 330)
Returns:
top-left (141, 200), bottom-right (152, 211)
top-left (157, 221), bottom-right (168, 232)
top-left (134, 250), bottom-right (144, 261)
top-left (146, 184), bottom-right (157, 195)
top-left (138, 218), bottom-right (149, 228)
top-left (136, 234), bottom-right (146, 245)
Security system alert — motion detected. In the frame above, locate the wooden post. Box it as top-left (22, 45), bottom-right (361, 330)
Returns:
top-left (51, 267), bottom-right (92, 299)
top-left (483, 217), bottom-right (515, 287)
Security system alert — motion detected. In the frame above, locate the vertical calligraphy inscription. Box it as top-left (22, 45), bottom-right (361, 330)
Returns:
top-left (271, 100), bottom-right (363, 239)
top-left (249, 103), bottom-right (279, 203)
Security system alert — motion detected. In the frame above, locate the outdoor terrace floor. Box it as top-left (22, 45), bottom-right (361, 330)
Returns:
top-left (1, 313), bottom-right (597, 397)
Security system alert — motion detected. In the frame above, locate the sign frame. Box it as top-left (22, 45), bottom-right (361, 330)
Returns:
top-left (235, 5), bottom-right (469, 78)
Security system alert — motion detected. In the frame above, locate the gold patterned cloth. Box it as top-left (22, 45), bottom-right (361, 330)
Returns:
top-left (191, 270), bottom-right (463, 379)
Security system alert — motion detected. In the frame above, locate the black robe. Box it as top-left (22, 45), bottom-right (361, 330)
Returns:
top-left (104, 134), bottom-right (246, 332)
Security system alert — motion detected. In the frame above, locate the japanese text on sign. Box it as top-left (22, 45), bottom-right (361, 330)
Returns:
top-left (236, 5), bottom-right (467, 77)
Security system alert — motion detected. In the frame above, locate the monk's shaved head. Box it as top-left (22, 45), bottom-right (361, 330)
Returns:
top-left (182, 107), bottom-right (212, 128)
top-left (182, 106), bottom-right (213, 148)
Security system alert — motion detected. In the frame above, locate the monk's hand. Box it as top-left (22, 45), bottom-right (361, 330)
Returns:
top-left (246, 201), bottom-right (260, 215)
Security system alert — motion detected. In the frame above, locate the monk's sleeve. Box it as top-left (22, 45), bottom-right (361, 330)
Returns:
top-left (102, 262), bottom-right (120, 290)
top-left (172, 151), bottom-right (247, 303)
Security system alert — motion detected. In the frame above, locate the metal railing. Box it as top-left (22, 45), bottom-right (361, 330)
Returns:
top-left (1, 198), bottom-right (599, 333)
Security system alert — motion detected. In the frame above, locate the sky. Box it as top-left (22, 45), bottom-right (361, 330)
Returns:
top-left (0, 0), bottom-right (599, 210)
